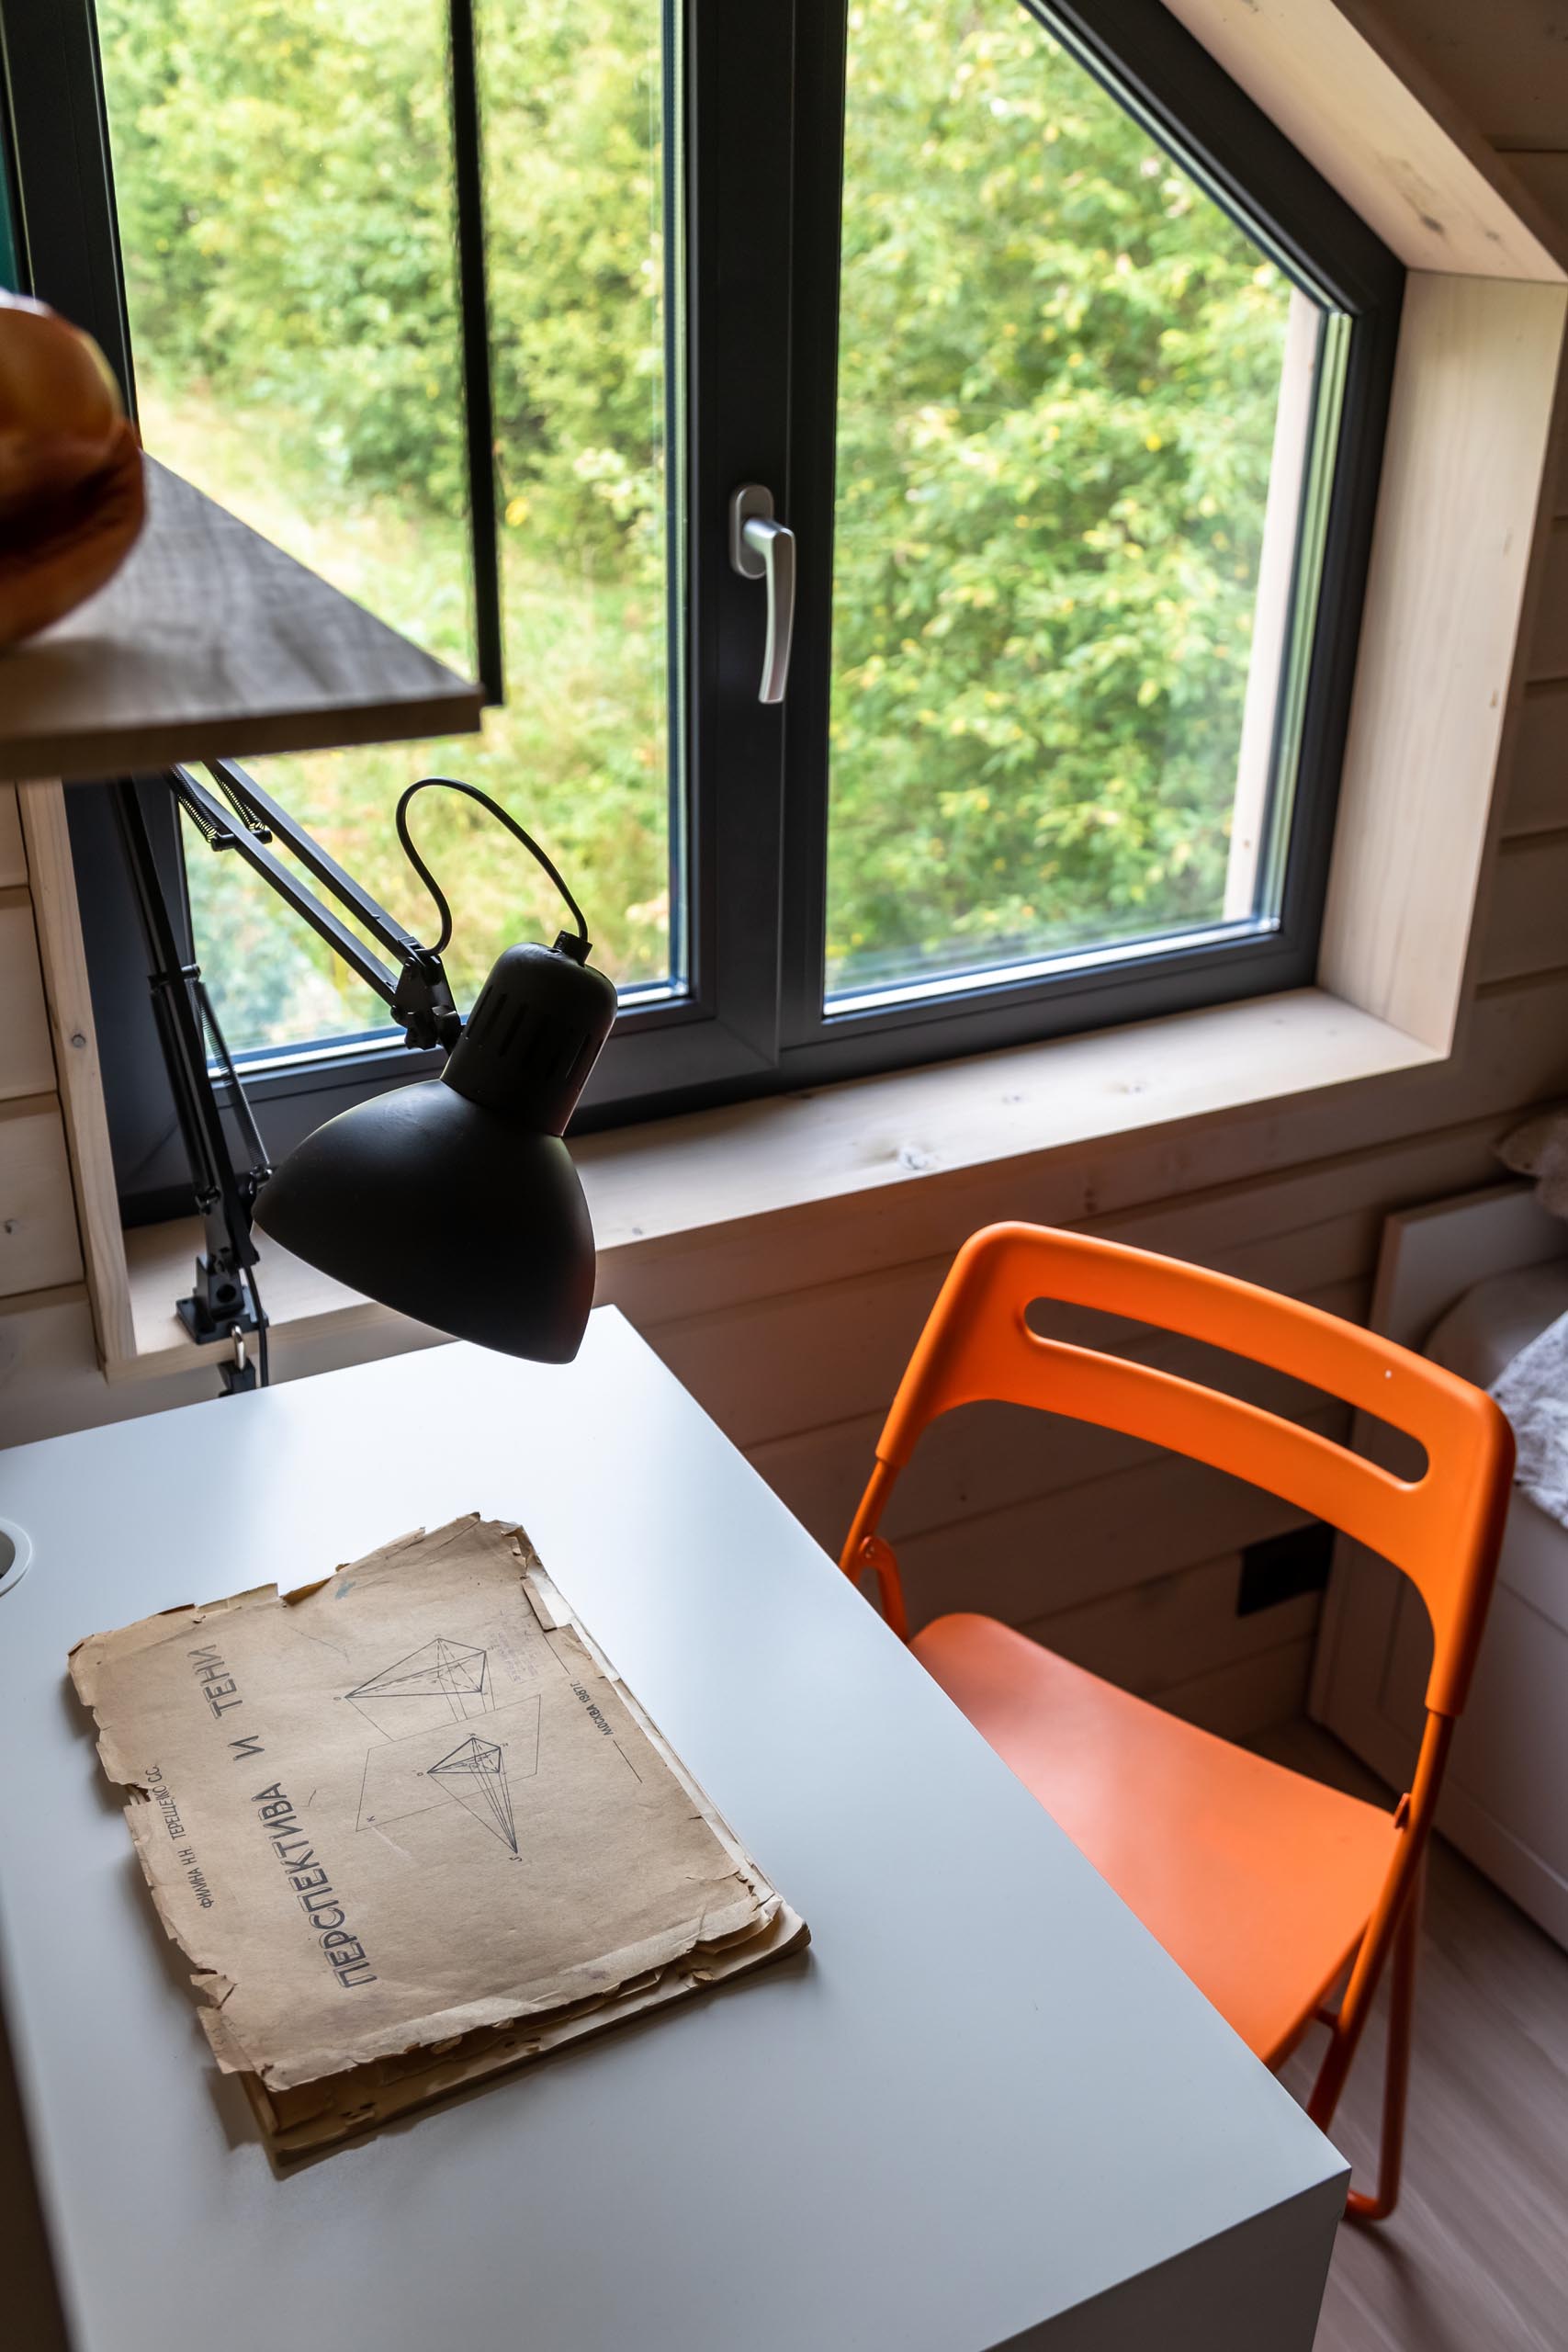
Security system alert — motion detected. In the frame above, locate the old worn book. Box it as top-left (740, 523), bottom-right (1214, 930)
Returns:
top-left (70, 1515), bottom-right (806, 2159)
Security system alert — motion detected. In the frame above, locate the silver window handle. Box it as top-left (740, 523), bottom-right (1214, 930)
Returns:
top-left (729, 485), bottom-right (795, 705)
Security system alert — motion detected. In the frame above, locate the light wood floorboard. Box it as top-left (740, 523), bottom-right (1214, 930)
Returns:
top-left (1258, 1720), bottom-right (1568, 2352)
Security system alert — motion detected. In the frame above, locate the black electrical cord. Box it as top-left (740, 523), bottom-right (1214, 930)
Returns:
top-left (196, 973), bottom-right (272, 1187)
top-left (195, 971), bottom-right (272, 1387)
top-left (244, 1258), bottom-right (271, 1389)
top-left (394, 778), bottom-right (590, 959)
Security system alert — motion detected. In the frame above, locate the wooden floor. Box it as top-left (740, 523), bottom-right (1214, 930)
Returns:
top-left (1258, 1721), bottom-right (1568, 2352)
top-left (6, 1719), bottom-right (1565, 2348)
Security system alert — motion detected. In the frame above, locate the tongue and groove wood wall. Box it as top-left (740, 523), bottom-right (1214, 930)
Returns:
top-left (6, 0), bottom-right (1568, 1740)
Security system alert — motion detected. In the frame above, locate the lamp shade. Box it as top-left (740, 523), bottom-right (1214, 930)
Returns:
top-left (254, 938), bottom-right (617, 1362)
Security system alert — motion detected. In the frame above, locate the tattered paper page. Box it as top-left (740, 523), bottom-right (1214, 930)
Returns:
top-left (71, 1517), bottom-right (803, 2108)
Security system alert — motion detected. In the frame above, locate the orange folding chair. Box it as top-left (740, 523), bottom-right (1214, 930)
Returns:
top-left (840, 1222), bottom-right (1513, 2221)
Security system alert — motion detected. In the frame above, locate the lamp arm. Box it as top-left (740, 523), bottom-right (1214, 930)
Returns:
top-left (173, 759), bottom-right (463, 1052)
top-left (112, 775), bottom-right (274, 1386)
top-left (118, 757), bottom-right (463, 1390)
top-left (118, 763), bottom-right (602, 1386)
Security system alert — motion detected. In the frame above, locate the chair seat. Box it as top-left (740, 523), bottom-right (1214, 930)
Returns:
top-left (913, 1611), bottom-right (1400, 2064)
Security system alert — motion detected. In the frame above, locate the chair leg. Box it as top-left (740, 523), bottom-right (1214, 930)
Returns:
top-left (1343, 1871), bottom-right (1422, 2224)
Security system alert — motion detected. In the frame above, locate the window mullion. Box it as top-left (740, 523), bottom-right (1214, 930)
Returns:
top-left (680, 0), bottom-right (799, 1076)
top-left (775, 0), bottom-right (851, 1055)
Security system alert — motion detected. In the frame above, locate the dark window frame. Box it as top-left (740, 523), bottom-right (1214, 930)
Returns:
top-left (3, 0), bottom-right (1402, 1226)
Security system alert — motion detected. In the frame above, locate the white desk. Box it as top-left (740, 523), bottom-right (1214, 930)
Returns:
top-left (0, 1309), bottom-right (1346, 2350)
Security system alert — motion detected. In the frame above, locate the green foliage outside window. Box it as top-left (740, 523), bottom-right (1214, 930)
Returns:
top-left (829, 0), bottom-right (1291, 991)
top-left (96, 0), bottom-right (1293, 1048)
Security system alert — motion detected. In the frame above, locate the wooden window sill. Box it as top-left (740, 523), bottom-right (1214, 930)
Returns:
top-left (115, 985), bottom-right (1439, 1385)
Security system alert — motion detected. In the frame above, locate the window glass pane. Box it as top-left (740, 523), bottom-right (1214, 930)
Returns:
top-left (824, 0), bottom-right (1324, 1007)
top-left (97, 0), bottom-right (675, 1056)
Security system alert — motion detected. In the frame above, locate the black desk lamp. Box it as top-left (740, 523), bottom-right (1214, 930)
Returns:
top-left (112, 763), bottom-right (616, 1385)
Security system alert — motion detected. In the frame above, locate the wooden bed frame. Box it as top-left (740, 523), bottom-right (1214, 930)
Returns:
top-left (1311, 1179), bottom-right (1568, 1948)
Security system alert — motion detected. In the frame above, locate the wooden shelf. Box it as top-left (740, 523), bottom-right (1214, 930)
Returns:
top-left (0, 459), bottom-right (483, 784)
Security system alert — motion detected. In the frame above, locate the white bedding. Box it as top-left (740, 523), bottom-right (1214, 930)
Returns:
top-left (1426, 1260), bottom-right (1568, 1530)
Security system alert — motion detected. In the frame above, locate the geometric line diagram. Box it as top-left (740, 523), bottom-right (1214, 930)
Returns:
top-left (349, 1635), bottom-right (487, 1702)
top-left (353, 1692), bottom-right (541, 1846)
top-left (428, 1734), bottom-right (518, 1855)
top-left (345, 1637), bottom-right (491, 1741)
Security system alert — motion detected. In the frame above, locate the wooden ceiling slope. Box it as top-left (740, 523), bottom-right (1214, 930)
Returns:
top-left (1164, 0), bottom-right (1568, 279)
top-left (1342, 0), bottom-right (1568, 153)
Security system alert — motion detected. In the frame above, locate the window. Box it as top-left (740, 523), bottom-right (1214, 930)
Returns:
top-left (825, 6), bottom-right (1325, 1007)
top-left (94, 0), bottom-right (679, 1052)
top-left (2, 0), bottom-right (1399, 1220)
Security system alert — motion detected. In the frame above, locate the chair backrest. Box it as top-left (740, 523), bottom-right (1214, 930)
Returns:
top-left (860, 1222), bottom-right (1514, 1715)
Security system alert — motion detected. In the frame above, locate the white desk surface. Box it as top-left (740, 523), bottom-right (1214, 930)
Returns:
top-left (0, 1309), bottom-right (1346, 2352)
